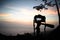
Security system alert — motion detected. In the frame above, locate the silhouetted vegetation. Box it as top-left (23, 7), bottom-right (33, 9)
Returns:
top-left (33, 0), bottom-right (60, 40)
top-left (33, 0), bottom-right (60, 25)
top-left (0, 25), bottom-right (60, 40)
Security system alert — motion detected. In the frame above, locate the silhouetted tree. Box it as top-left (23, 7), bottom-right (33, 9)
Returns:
top-left (33, 14), bottom-right (46, 36)
top-left (33, 0), bottom-right (60, 26)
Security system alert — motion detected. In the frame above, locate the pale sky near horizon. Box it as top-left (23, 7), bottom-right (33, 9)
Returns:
top-left (0, 0), bottom-right (59, 36)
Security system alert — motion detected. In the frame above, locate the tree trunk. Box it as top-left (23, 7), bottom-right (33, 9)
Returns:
top-left (55, 0), bottom-right (60, 26)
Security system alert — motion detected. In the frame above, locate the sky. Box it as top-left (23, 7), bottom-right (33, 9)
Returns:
top-left (0, 0), bottom-right (59, 36)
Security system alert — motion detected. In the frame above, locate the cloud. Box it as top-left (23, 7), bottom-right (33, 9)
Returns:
top-left (0, 13), bottom-right (11, 16)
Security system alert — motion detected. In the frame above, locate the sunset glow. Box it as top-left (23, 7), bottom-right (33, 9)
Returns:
top-left (0, 0), bottom-right (59, 35)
